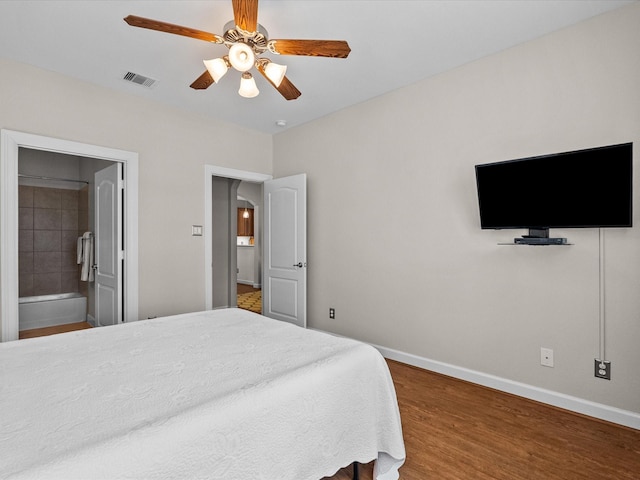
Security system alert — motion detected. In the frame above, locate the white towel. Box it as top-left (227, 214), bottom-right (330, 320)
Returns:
top-left (76, 237), bottom-right (83, 264)
top-left (80, 232), bottom-right (94, 282)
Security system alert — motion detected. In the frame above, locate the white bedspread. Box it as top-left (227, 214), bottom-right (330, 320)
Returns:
top-left (0, 309), bottom-right (405, 480)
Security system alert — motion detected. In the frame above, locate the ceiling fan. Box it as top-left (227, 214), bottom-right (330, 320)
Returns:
top-left (124, 0), bottom-right (351, 100)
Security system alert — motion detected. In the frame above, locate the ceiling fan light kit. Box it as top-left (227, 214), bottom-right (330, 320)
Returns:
top-left (239, 72), bottom-right (259, 98)
top-left (124, 0), bottom-right (350, 101)
top-left (203, 57), bottom-right (229, 83)
top-left (228, 42), bottom-right (255, 72)
top-left (263, 60), bottom-right (287, 87)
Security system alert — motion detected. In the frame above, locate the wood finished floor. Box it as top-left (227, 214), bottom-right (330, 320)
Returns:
top-left (16, 322), bottom-right (640, 479)
top-left (326, 360), bottom-right (640, 480)
top-left (237, 283), bottom-right (260, 295)
top-left (18, 321), bottom-right (92, 339)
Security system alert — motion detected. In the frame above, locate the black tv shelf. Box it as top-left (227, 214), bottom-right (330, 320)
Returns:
top-left (497, 228), bottom-right (572, 245)
top-left (498, 242), bottom-right (573, 246)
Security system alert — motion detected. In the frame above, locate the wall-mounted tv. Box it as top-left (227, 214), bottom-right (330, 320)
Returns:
top-left (475, 143), bottom-right (633, 239)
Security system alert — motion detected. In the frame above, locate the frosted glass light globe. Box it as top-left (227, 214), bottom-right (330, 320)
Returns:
top-left (228, 43), bottom-right (255, 72)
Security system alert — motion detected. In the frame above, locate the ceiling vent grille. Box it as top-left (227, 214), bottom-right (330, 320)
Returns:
top-left (123, 71), bottom-right (157, 88)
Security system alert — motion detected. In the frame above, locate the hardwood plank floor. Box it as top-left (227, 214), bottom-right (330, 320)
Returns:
top-left (237, 283), bottom-right (260, 295)
top-left (325, 360), bottom-right (640, 480)
top-left (18, 322), bottom-right (92, 339)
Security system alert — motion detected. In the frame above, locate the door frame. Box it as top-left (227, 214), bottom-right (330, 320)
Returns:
top-left (204, 165), bottom-right (271, 310)
top-left (0, 129), bottom-right (139, 341)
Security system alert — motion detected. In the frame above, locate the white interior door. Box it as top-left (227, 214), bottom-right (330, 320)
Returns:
top-left (95, 163), bottom-right (123, 327)
top-left (263, 174), bottom-right (307, 328)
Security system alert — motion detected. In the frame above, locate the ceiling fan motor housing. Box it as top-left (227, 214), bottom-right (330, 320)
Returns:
top-left (223, 20), bottom-right (269, 54)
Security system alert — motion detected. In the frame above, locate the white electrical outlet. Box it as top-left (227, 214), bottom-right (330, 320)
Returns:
top-left (540, 347), bottom-right (554, 367)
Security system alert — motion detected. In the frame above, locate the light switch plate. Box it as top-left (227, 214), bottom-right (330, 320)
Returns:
top-left (192, 225), bottom-right (203, 236)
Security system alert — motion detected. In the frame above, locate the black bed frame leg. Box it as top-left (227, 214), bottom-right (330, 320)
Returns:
top-left (352, 462), bottom-right (359, 480)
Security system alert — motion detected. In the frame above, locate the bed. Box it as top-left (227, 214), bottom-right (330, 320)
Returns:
top-left (0, 308), bottom-right (405, 480)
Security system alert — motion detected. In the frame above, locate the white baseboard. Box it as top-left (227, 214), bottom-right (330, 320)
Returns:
top-left (373, 343), bottom-right (640, 431)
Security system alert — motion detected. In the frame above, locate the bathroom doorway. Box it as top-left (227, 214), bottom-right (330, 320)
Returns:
top-left (0, 129), bottom-right (139, 342)
top-left (18, 148), bottom-right (116, 334)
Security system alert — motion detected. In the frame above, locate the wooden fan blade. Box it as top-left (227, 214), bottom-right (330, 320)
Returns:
top-left (270, 39), bottom-right (351, 58)
top-left (124, 15), bottom-right (223, 43)
top-left (190, 70), bottom-right (215, 90)
top-left (273, 76), bottom-right (302, 101)
top-left (256, 62), bottom-right (301, 100)
top-left (232, 0), bottom-right (258, 33)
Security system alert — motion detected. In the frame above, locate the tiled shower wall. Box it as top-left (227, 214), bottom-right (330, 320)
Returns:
top-left (19, 185), bottom-right (89, 297)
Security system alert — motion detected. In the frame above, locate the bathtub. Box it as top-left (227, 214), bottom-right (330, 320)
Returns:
top-left (19, 292), bottom-right (87, 331)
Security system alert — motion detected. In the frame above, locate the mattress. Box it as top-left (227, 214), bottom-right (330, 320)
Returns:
top-left (0, 308), bottom-right (405, 479)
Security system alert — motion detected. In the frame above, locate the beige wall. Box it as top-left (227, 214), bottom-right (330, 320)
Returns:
top-left (1, 57), bottom-right (272, 319)
top-left (273, 4), bottom-right (640, 413)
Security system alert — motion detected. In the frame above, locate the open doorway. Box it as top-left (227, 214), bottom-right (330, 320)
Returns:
top-left (208, 177), bottom-right (263, 312)
top-left (17, 148), bottom-right (116, 337)
top-left (204, 166), bottom-right (307, 328)
top-left (0, 129), bottom-right (139, 342)
top-left (204, 165), bottom-right (271, 312)
top-left (237, 182), bottom-right (262, 314)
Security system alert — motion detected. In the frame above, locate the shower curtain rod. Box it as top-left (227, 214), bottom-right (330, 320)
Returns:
top-left (18, 174), bottom-right (89, 185)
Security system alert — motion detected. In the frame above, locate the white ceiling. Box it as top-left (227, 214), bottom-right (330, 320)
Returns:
top-left (0, 1), bottom-right (634, 134)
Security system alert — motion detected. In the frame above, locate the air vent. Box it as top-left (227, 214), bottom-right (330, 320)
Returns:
top-left (123, 71), bottom-right (157, 88)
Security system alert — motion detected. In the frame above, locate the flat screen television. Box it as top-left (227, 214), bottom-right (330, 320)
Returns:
top-left (475, 143), bottom-right (632, 239)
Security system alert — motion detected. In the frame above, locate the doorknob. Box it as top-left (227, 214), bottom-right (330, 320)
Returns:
top-left (293, 262), bottom-right (304, 268)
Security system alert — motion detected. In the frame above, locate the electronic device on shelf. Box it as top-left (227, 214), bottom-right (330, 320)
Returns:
top-left (514, 236), bottom-right (567, 245)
